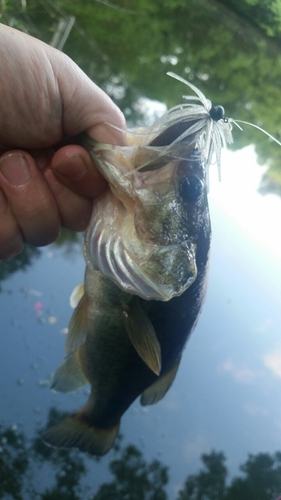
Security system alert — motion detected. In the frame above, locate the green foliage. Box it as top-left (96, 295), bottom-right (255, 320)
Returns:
top-left (1, 0), bottom-right (281, 193)
top-left (219, 0), bottom-right (281, 39)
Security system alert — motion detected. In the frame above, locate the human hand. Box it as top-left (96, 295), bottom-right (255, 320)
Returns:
top-left (0, 23), bottom-right (126, 259)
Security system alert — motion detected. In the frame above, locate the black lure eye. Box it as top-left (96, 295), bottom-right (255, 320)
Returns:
top-left (179, 175), bottom-right (204, 202)
top-left (209, 105), bottom-right (225, 122)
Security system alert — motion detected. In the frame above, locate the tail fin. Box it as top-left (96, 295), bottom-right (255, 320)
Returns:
top-left (41, 415), bottom-right (119, 456)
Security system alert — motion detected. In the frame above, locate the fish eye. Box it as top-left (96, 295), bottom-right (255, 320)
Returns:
top-left (179, 175), bottom-right (204, 202)
top-left (209, 105), bottom-right (225, 122)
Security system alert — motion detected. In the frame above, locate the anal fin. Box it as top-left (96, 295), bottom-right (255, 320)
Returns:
top-left (141, 359), bottom-right (180, 405)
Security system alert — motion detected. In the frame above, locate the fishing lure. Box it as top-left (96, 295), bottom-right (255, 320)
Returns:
top-left (165, 72), bottom-right (281, 181)
top-left (85, 72), bottom-right (280, 188)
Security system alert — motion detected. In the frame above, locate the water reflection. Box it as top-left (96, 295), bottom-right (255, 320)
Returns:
top-left (0, 229), bottom-right (81, 284)
top-left (0, 245), bottom-right (41, 283)
top-left (1, 419), bottom-right (280, 499)
top-left (2, 209), bottom-right (280, 496)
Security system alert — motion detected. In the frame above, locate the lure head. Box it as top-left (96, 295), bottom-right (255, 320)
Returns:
top-left (209, 105), bottom-right (225, 122)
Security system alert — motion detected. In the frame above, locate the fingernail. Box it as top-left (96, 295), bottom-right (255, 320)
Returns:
top-left (53, 156), bottom-right (88, 181)
top-left (0, 153), bottom-right (31, 186)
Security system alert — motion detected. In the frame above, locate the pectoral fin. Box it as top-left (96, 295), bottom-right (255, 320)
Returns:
top-left (123, 300), bottom-right (161, 376)
top-left (65, 292), bottom-right (88, 355)
top-left (51, 348), bottom-right (88, 393)
top-left (140, 359), bottom-right (180, 405)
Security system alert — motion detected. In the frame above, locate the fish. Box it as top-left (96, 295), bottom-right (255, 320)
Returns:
top-left (43, 72), bottom-right (281, 456)
top-left (41, 74), bottom-right (237, 456)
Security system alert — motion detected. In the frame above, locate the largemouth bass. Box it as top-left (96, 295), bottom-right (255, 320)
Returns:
top-left (42, 76), bottom-right (216, 456)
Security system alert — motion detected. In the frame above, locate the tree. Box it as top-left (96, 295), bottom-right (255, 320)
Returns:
top-left (0, 425), bottom-right (29, 500)
top-left (1, 417), bottom-right (281, 500)
top-left (177, 450), bottom-right (227, 500)
top-left (177, 449), bottom-right (281, 500)
top-left (0, 245), bottom-right (41, 282)
top-left (225, 452), bottom-right (281, 500)
top-left (0, 413), bottom-right (169, 499)
top-left (92, 444), bottom-right (169, 500)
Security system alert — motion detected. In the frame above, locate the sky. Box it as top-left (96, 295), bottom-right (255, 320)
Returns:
top-left (209, 145), bottom-right (281, 261)
top-left (209, 145), bottom-right (281, 383)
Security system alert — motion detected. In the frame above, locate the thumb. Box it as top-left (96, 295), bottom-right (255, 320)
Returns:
top-left (50, 49), bottom-right (126, 145)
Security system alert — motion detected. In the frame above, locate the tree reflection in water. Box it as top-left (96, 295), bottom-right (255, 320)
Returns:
top-left (0, 409), bottom-right (280, 500)
top-left (0, 229), bottom-right (83, 285)
top-left (0, 245), bottom-right (41, 283)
